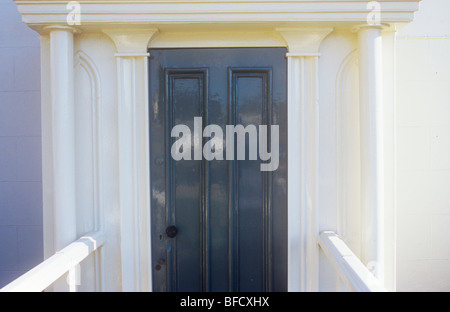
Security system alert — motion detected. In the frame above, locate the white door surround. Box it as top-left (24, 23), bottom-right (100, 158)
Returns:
top-left (15, 0), bottom-right (421, 292)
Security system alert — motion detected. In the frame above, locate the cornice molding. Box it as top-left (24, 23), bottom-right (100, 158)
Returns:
top-left (15, 0), bottom-right (422, 33)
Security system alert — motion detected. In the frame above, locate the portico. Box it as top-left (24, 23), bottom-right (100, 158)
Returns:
top-left (9, 0), bottom-right (421, 292)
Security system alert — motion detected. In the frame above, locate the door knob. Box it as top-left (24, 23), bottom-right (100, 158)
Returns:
top-left (166, 225), bottom-right (178, 238)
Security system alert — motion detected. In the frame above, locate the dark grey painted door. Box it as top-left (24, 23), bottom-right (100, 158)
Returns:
top-left (149, 48), bottom-right (287, 292)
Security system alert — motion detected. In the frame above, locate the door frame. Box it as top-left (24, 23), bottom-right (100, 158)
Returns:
top-left (104, 26), bottom-right (332, 291)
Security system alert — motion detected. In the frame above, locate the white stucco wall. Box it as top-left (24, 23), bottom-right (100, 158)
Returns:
top-left (0, 0), bottom-right (43, 287)
top-left (396, 0), bottom-right (450, 292)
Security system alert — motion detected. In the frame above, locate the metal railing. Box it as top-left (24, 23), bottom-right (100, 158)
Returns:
top-left (318, 231), bottom-right (386, 292)
top-left (0, 231), bottom-right (104, 292)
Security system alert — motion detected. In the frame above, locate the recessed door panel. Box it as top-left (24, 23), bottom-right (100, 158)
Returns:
top-left (167, 70), bottom-right (207, 291)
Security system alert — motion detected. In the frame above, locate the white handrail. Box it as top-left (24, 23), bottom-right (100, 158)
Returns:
top-left (0, 231), bottom-right (104, 292)
top-left (318, 231), bottom-right (387, 292)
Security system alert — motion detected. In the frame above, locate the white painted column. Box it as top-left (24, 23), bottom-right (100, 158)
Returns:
top-left (48, 27), bottom-right (77, 252)
top-left (357, 25), bottom-right (385, 283)
top-left (116, 53), bottom-right (150, 292)
top-left (286, 55), bottom-right (303, 292)
top-left (103, 29), bottom-right (158, 292)
top-left (277, 28), bottom-right (333, 292)
top-left (45, 27), bottom-right (77, 292)
top-left (286, 54), bottom-right (320, 292)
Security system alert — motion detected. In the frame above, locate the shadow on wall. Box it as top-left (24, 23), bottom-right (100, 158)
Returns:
top-left (0, 0), bottom-right (43, 288)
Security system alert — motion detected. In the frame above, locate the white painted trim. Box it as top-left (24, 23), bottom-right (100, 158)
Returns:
top-left (286, 55), bottom-right (303, 291)
top-left (74, 50), bottom-right (104, 291)
top-left (105, 25), bottom-right (333, 292)
top-left (318, 231), bottom-right (387, 292)
top-left (105, 25), bottom-right (334, 291)
top-left (334, 48), bottom-right (362, 291)
top-left (335, 49), bottom-right (360, 247)
top-left (358, 26), bottom-right (385, 283)
top-left (74, 50), bottom-right (103, 232)
top-left (115, 53), bottom-right (150, 57)
top-left (277, 27), bottom-right (333, 291)
top-left (103, 28), bottom-right (158, 292)
top-left (381, 30), bottom-right (397, 292)
top-left (116, 56), bottom-right (145, 291)
top-left (103, 28), bottom-right (159, 54)
top-left (277, 27), bottom-right (333, 53)
top-left (49, 27), bottom-right (77, 255)
top-left (103, 25), bottom-right (334, 291)
top-left (286, 52), bottom-right (321, 57)
top-left (0, 232), bottom-right (105, 293)
top-left (15, 0), bottom-right (422, 28)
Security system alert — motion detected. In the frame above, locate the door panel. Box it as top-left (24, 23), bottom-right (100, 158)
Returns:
top-left (167, 70), bottom-right (207, 291)
top-left (149, 48), bottom-right (287, 292)
top-left (229, 69), bottom-right (272, 292)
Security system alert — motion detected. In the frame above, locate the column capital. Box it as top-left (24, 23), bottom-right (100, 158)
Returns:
top-left (44, 25), bottom-right (76, 31)
top-left (103, 28), bottom-right (159, 55)
top-left (276, 27), bottom-right (333, 56)
top-left (352, 23), bottom-right (390, 33)
top-left (43, 25), bottom-right (81, 35)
